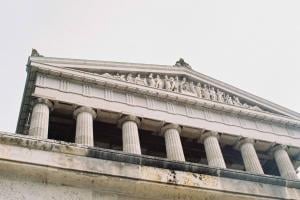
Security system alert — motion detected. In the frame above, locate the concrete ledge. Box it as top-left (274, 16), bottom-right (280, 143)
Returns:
top-left (0, 131), bottom-right (299, 192)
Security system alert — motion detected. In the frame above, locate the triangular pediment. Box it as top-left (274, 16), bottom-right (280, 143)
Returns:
top-left (97, 71), bottom-right (275, 116)
top-left (29, 55), bottom-right (300, 120)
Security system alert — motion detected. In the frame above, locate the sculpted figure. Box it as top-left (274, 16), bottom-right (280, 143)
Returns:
top-left (179, 77), bottom-right (186, 92)
top-left (164, 75), bottom-right (172, 90)
top-left (114, 73), bottom-right (121, 79)
top-left (127, 73), bottom-right (134, 83)
top-left (143, 77), bottom-right (148, 86)
top-left (135, 74), bottom-right (142, 81)
top-left (203, 84), bottom-right (211, 100)
top-left (242, 103), bottom-right (250, 109)
top-left (174, 58), bottom-right (192, 69)
top-left (216, 89), bottom-right (225, 103)
top-left (189, 81), bottom-right (196, 94)
top-left (155, 74), bottom-right (164, 89)
top-left (173, 76), bottom-right (180, 92)
top-left (195, 83), bottom-right (202, 98)
top-left (148, 73), bottom-right (155, 87)
top-left (180, 77), bottom-right (190, 92)
top-left (170, 77), bottom-right (176, 91)
top-left (210, 87), bottom-right (217, 101)
top-left (135, 74), bottom-right (147, 85)
top-left (225, 94), bottom-right (233, 105)
top-left (120, 74), bottom-right (126, 81)
top-left (233, 96), bottom-right (242, 106)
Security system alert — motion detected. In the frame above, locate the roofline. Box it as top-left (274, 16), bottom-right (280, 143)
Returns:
top-left (29, 55), bottom-right (172, 69)
top-left (27, 55), bottom-right (300, 120)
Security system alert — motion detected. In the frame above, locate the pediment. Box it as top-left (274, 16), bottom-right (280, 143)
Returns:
top-left (29, 56), bottom-right (300, 120)
top-left (99, 71), bottom-right (265, 112)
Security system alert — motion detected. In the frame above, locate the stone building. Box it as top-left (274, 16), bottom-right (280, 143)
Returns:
top-left (1, 50), bottom-right (300, 199)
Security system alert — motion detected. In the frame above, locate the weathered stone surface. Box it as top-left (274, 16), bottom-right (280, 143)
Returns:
top-left (202, 132), bottom-right (226, 168)
top-left (237, 138), bottom-right (264, 174)
top-left (74, 106), bottom-right (96, 146)
top-left (161, 124), bottom-right (185, 161)
top-left (119, 115), bottom-right (141, 155)
top-left (28, 98), bottom-right (53, 139)
top-left (12, 54), bottom-right (300, 199)
top-left (272, 145), bottom-right (298, 180)
top-left (0, 132), bottom-right (299, 199)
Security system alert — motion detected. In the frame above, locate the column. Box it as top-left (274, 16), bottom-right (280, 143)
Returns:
top-left (237, 138), bottom-right (264, 174)
top-left (119, 115), bottom-right (141, 155)
top-left (161, 124), bottom-right (185, 161)
top-left (29, 98), bottom-right (53, 139)
top-left (272, 145), bottom-right (298, 180)
top-left (74, 106), bottom-right (96, 146)
top-left (202, 131), bottom-right (226, 168)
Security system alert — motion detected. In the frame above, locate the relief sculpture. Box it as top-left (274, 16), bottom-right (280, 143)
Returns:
top-left (164, 75), bottom-right (171, 91)
top-left (101, 72), bottom-right (264, 112)
top-left (210, 87), bottom-right (217, 101)
top-left (195, 83), bottom-right (202, 98)
top-left (216, 89), bottom-right (224, 103)
top-left (203, 84), bottom-right (210, 100)
top-left (148, 73), bottom-right (155, 87)
top-left (155, 75), bottom-right (164, 89)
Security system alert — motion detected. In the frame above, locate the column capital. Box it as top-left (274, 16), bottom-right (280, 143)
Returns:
top-left (118, 115), bottom-right (141, 127)
top-left (270, 144), bottom-right (288, 155)
top-left (161, 123), bottom-right (181, 135)
top-left (33, 98), bottom-right (53, 110)
top-left (200, 131), bottom-right (219, 143)
top-left (74, 106), bottom-right (97, 119)
top-left (235, 138), bottom-right (255, 150)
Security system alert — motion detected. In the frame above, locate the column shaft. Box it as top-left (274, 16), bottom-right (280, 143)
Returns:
top-left (29, 103), bottom-right (50, 139)
top-left (122, 120), bottom-right (141, 155)
top-left (74, 107), bottom-right (96, 146)
top-left (203, 133), bottom-right (226, 168)
top-left (163, 125), bottom-right (185, 161)
top-left (274, 147), bottom-right (298, 180)
top-left (240, 141), bottom-right (264, 174)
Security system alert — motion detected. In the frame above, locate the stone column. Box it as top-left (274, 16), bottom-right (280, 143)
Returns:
top-left (237, 138), bottom-right (264, 174)
top-left (29, 98), bottom-right (53, 139)
top-left (272, 145), bottom-right (298, 180)
top-left (119, 115), bottom-right (141, 155)
top-left (74, 107), bottom-right (96, 146)
top-left (161, 124), bottom-right (185, 161)
top-left (202, 131), bottom-right (226, 168)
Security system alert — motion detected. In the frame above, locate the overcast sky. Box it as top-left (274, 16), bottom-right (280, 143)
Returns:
top-left (1, 0), bottom-right (300, 132)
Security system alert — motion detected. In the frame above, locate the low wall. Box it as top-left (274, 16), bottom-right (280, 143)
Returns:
top-left (0, 132), bottom-right (299, 200)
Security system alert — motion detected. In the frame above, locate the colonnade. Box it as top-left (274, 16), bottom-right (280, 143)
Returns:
top-left (28, 98), bottom-right (299, 180)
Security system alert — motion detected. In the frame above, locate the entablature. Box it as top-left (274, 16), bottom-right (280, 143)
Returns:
top-left (29, 61), bottom-right (300, 127)
top-left (28, 69), bottom-right (300, 149)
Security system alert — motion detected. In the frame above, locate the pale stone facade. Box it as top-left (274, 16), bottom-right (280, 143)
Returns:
top-left (2, 50), bottom-right (300, 199)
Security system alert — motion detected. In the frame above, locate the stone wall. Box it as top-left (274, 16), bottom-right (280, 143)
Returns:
top-left (0, 132), bottom-right (299, 200)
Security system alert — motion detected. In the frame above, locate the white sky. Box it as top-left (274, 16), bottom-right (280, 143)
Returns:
top-left (0, 0), bottom-right (300, 132)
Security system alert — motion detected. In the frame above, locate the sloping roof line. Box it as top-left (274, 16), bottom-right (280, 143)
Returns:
top-left (28, 55), bottom-right (300, 120)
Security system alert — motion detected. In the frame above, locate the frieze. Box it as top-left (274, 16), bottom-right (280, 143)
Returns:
top-left (100, 72), bottom-right (264, 112)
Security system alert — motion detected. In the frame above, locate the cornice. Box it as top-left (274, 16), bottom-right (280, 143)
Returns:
top-left (29, 61), bottom-right (300, 127)
top-left (29, 56), bottom-right (172, 70)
